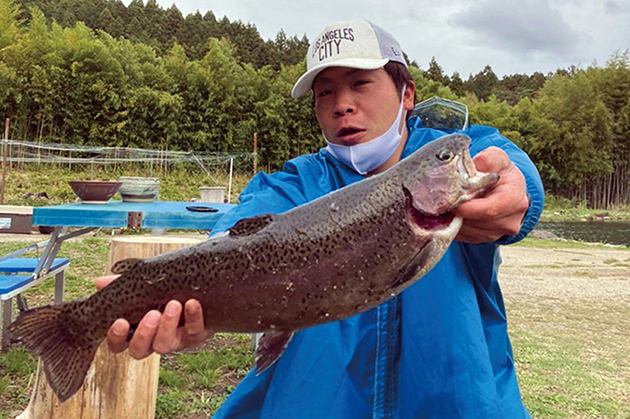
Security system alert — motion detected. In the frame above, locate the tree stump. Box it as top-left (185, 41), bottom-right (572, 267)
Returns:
top-left (17, 236), bottom-right (203, 419)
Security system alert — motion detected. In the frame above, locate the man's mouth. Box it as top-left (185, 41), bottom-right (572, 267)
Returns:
top-left (337, 127), bottom-right (366, 139)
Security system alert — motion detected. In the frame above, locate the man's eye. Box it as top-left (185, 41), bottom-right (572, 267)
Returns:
top-left (354, 80), bottom-right (369, 87)
top-left (317, 90), bottom-right (331, 97)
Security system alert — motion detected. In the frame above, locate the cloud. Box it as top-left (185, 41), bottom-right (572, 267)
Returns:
top-left (126, 0), bottom-right (627, 77)
top-left (604, 0), bottom-right (630, 14)
top-left (449, 0), bottom-right (588, 59)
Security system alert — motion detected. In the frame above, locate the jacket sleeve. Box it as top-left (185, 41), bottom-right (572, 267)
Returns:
top-left (467, 125), bottom-right (544, 245)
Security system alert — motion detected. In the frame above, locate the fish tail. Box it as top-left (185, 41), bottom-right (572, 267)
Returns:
top-left (8, 302), bottom-right (100, 402)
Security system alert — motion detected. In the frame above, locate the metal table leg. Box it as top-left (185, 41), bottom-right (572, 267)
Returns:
top-left (54, 271), bottom-right (65, 305)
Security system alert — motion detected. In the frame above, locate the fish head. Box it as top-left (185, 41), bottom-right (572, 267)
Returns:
top-left (400, 133), bottom-right (499, 235)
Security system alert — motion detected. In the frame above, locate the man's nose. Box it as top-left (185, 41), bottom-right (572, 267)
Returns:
top-left (333, 90), bottom-right (356, 117)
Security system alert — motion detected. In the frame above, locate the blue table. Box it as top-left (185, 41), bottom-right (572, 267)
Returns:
top-left (20, 200), bottom-right (235, 275)
top-left (33, 201), bottom-right (234, 230)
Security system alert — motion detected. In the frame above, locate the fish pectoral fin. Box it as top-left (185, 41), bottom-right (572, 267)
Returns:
top-left (228, 213), bottom-right (276, 237)
top-left (254, 330), bottom-right (294, 374)
top-left (391, 238), bottom-right (439, 289)
top-left (111, 258), bottom-right (144, 275)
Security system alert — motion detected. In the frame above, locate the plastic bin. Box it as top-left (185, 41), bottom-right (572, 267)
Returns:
top-left (0, 206), bottom-right (33, 234)
top-left (199, 187), bottom-right (226, 203)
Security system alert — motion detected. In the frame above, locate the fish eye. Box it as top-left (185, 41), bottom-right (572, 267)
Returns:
top-left (436, 149), bottom-right (454, 162)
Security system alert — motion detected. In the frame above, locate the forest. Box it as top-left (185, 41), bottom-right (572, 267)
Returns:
top-left (1, 0), bottom-right (629, 208)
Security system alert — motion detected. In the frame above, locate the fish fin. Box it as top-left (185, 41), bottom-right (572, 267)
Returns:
top-left (391, 238), bottom-right (439, 289)
top-left (8, 303), bottom-right (100, 403)
top-left (228, 214), bottom-right (275, 237)
top-left (111, 257), bottom-right (143, 274)
top-left (254, 331), bottom-right (294, 374)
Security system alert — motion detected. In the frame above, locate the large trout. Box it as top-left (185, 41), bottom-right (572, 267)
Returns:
top-left (9, 134), bottom-right (498, 402)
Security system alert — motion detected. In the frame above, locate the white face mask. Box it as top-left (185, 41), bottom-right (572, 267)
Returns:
top-left (324, 85), bottom-right (407, 175)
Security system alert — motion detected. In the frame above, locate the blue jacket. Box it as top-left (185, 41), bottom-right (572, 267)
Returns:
top-left (211, 117), bottom-right (544, 419)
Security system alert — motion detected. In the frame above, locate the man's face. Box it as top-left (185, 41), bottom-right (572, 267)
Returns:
top-left (312, 67), bottom-right (414, 146)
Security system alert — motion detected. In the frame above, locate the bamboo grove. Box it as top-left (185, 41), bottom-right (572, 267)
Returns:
top-left (1, 0), bottom-right (629, 208)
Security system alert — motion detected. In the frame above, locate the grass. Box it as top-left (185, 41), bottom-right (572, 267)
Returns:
top-left (1, 236), bottom-right (629, 417)
top-left (155, 334), bottom-right (254, 418)
top-left (541, 208), bottom-right (630, 222)
top-left (2, 163), bottom-right (252, 206)
top-left (509, 296), bottom-right (630, 418)
top-left (542, 194), bottom-right (630, 222)
top-left (515, 236), bottom-right (630, 250)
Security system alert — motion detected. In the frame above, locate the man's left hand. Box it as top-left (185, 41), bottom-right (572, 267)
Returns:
top-left (454, 147), bottom-right (529, 244)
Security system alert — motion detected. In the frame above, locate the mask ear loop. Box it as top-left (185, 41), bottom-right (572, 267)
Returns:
top-left (395, 83), bottom-right (408, 136)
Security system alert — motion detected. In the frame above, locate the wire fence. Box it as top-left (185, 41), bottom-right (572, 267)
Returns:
top-left (0, 139), bottom-right (258, 203)
top-left (1, 139), bottom-right (255, 172)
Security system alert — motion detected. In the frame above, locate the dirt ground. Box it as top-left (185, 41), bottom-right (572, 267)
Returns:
top-left (499, 244), bottom-right (630, 417)
top-left (499, 245), bottom-right (630, 300)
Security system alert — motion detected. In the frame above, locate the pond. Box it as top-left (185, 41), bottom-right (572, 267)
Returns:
top-left (537, 221), bottom-right (630, 247)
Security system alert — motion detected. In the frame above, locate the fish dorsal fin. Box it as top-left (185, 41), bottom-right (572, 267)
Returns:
top-left (255, 331), bottom-right (294, 374)
top-left (111, 258), bottom-right (143, 274)
top-left (228, 214), bottom-right (275, 237)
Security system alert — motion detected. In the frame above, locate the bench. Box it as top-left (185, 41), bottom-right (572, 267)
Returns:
top-left (0, 257), bottom-right (70, 350)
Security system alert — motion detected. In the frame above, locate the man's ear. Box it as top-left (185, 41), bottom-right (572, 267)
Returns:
top-left (403, 81), bottom-right (416, 112)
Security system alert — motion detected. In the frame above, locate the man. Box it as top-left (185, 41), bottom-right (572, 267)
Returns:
top-left (99, 19), bottom-right (543, 418)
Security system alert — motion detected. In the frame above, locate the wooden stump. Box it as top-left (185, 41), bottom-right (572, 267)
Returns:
top-left (17, 236), bottom-right (203, 419)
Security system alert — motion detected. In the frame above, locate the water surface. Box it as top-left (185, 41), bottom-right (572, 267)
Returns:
top-left (537, 221), bottom-right (630, 247)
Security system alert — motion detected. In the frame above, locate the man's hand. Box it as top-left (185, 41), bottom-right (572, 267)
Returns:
top-left (96, 275), bottom-right (213, 359)
top-left (454, 147), bottom-right (529, 244)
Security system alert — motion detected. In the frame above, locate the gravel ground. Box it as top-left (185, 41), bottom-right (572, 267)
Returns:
top-left (499, 245), bottom-right (630, 300)
top-left (0, 233), bottom-right (51, 243)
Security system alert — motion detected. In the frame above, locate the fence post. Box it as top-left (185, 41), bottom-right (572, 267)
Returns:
top-left (1, 118), bottom-right (9, 205)
top-left (228, 157), bottom-right (233, 203)
top-left (253, 132), bottom-right (258, 175)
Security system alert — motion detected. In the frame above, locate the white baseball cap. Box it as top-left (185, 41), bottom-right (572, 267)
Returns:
top-left (291, 19), bottom-right (408, 98)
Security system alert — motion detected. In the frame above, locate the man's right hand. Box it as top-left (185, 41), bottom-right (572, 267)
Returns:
top-left (96, 275), bottom-right (213, 359)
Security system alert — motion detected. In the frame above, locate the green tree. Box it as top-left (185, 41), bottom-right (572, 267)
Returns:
top-left (425, 57), bottom-right (449, 85)
top-left (530, 70), bottom-right (614, 195)
top-left (97, 7), bottom-right (113, 32)
top-left (449, 72), bottom-right (465, 97)
top-left (0, 0), bottom-right (22, 49)
top-left (466, 65), bottom-right (498, 101)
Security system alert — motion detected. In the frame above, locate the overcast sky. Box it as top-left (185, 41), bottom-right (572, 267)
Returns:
top-left (131, 0), bottom-right (630, 78)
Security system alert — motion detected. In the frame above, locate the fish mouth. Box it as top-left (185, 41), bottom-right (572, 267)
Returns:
top-left (404, 187), bottom-right (455, 231)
